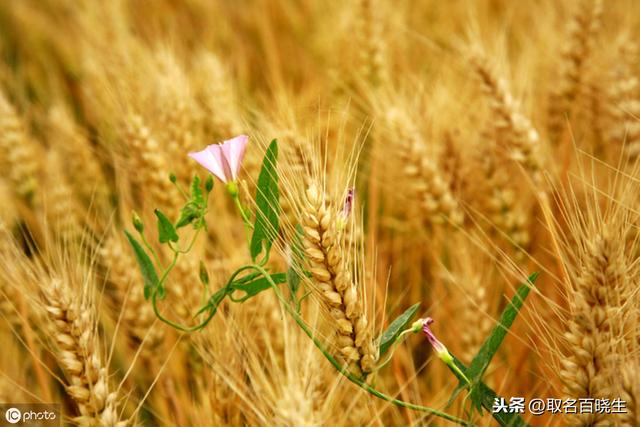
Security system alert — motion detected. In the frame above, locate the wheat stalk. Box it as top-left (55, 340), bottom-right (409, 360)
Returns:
top-left (153, 50), bottom-right (199, 187)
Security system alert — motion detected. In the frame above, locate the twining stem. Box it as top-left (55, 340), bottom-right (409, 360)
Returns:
top-left (140, 231), bottom-right (162, 268)
top-left (440, 351), bottom-right (471, 386)
top-left (149, 230), bottom-right (218, 332)
top-left (148, 261), bottom-right (468, 424)
top-left (228, 187), bottom-right (255, 252)
top-left (245, 264), bottom-right (470, 426)
top-left (227, 181), bottom-right (253, 233)
top-left (232, 193), bottom-right (253, 230)
top-left (374, 328), bottom-right (416, 371)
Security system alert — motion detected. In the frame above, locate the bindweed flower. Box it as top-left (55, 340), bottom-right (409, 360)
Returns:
top-left (337, 188), bottom-right (355, 230)
top-left (188, 135), bottom-right (248, 184)
top-left (420, 317), bottom-right (470, 384)
top-left (422, 317), bottom-right (448, 357)
top-left (341, 188), bottom-right (355, 219)
top-left (132, 210), bottom-right (144, 233)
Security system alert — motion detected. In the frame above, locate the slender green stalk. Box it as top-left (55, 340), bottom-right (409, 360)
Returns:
top-left (232, 193), bottom-right (253, 229)
top-left (374, 328), bottom-right (413, 371)
top-left (247, 264), bottom-right (470, 426)
top-left (148, 260), bottom-right (468, 424)
top-left (227, 181), bottom-right (254, 231)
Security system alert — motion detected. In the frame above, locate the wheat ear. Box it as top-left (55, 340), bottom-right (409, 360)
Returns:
top-left (480, 150), bottom-right (529, 255)
top-left (560, 225), bottom-right (629, 426)
top-left (0, 91), bottom-right (40, 204)
top-left (47, 105), bottom-right (111, 215)
top-left (124, 114), bottom-right (180, 213)
top-left (548, 0), bottom-right (603, 145)
top-left (353, 0), bottom-right (388, 87)
top-left (44, 150), bottom-right (84, 243)
top-left (470, 52), bottom-right (543, 185)
top-left (606, 41), bottom-right (640, 159)
top-left (385, 107), bottom-right (464, 226)
top-left (42, 278), bottom-right (126, 426)
top-left (301, 183), bottom-right (377, 375)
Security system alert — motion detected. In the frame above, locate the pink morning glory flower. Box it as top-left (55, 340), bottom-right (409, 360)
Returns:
top-left (421, 317), bottom-right (470, 383)
top-left (188, 135), bottom-right (248, 184)
top-left (341, 188), bottom-right (355, 220)
top-left (422, 317), bottom-right (448, 357)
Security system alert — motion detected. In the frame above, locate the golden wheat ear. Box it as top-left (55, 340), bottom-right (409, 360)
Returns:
top-left (0, 91), bottom-right (41, 206)
top-left (298, 182), bottom-right (377, 376)
top-left (41, 279), bottom-right (122, 425)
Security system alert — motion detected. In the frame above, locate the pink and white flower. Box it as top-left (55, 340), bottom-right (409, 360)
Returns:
top-left (188, 135), bottom-right (248, 183)
top-left (422, 317), bottom-right (448, 356)
top-left (341, 188), bottom-right (355, 219)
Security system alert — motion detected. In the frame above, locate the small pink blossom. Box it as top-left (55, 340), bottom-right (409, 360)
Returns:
top-left (341, 188), bottom-right (355, 219)
top-left (188, 135), bottom-right (248, 183)
top-left (422, 317), bottom-right (447, 356)
top-left (422, 317), bottom-right (469, 382)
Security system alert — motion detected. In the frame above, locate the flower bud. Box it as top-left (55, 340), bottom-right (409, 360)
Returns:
top-left (132, 211), bottom-right (144, 233)
top-left (226, 181), bottom-right (239, 197)
top-left (205, 176), bottom-right (214, 193)
top-left (199, 260), bottom-right (209, 287)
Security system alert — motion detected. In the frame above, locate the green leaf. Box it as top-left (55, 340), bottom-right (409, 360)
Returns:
top-left (132, 211), bottom-right (144, 233)
top-left (205, 176), bottom-right (214, 193)
top-left (378, 303), bottom-right (421, 357)
top-left (449, 273), bottom-right (538, 411)
top-left (199, 261), bottom-right (209, 287)
top-left (196, 286), bottom-right (228, 317)
top-left (447, 356), bottom-right (530, 427)
top-left (176, 176), bottom-right (208, 229)
top-left (124, 230), bottom-right (160, 300)
top-left (287, 224), bottom-right (305, 299)
top-left (250, 139), bottom-right (280, 263)
top-left (229, 272), bottom-right (287, 302)
top-left (191, 175), bottom-right (204, 206)
top-left (155, 209), bottom-right (179, 243)
top-left (175, 203), bottom-right (199, 229)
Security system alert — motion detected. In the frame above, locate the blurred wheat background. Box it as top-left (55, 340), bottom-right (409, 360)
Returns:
top-left (0, 0), bottom-right (638, 425)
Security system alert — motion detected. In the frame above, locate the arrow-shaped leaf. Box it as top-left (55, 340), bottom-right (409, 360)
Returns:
top-left (378, 303), bottom-right (421, 357)
top-left (250, 139), bottom-right (280, 263)
top-left (449, 273), bottom-right (538, 411)
top-left (155, 209), bottom-right (179, 243)
top-left (124, 230), bottom-right (161, 300)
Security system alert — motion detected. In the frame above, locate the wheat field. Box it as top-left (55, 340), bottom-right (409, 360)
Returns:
top-left (0, 0), bottom-right (638, 426)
